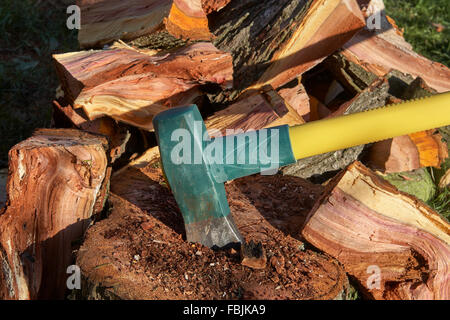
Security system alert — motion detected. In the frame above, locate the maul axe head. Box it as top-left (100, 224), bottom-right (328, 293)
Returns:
top-left (153, 105), bottom-right (243, 249)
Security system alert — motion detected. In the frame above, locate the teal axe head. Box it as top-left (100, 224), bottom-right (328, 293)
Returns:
top-left (153, 105), bottom-right (296, 248)
top-left (153, 105), bottom-right (242, 249)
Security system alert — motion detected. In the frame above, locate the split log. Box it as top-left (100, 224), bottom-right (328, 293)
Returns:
top-left (53, 100), bottom-right (131, 164)
top-left (323, 52), bottom-right (378, 95)
top-left (277, 79), bottom-right (312, 121)
top-left (165, 0), bottom-right (231, 40)
top-left (282, 76), bottom-right (390, 180)
top-left (209, 0), bottom-right (365, 93)
top-left (368, 130), bottom-right (448, 173)
top-left (77, 0), bottom-right (172, 48)
top-left (0, 129), bottom-right (109, 299)
top-left (53, 43), bottom-right (233, 131)
top-left (302, 161), bottom-right (450, 300)
top-left (77, 0), bottom-right (230, 48)
top-left (205, 86), bottom-right (305, 135)
top-left (341, 0), bottom-right (450, 93)
top-left (75, 166), bottom-right (350, 300)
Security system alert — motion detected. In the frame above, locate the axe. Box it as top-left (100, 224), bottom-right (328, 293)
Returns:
top-left (153, 92), bottom-right (450, 248)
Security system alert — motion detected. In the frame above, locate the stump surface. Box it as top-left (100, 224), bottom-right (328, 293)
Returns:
top-left (77, 166), bottom-right (349, 300)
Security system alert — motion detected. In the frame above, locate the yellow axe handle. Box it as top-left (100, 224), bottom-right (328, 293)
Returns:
top-left (289, 92), bottom-right (450, 160)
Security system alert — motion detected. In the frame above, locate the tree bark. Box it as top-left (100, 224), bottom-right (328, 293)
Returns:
top-left (0, 129), bottom-right (109, 299)
top-left (208, 0), bottom-right (365, 94)
top-left (302, 161), bottom-right (450, 300)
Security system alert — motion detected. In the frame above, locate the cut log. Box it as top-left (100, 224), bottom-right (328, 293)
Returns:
top-left (341, 0), bottom-right (450, 93)
top-left (77, 0), bottom-right (231, 48)
top-left (368, 130), bottom-right (448, 173)
top-left (53, 43), bottom-right (233, 131)
top-left (209, 0), bottom-right (365, 93)
top-left (53, 100), bottom-right (132, 164)
top-left (0, 129), bottom-right (109, 299)
top-left (323, 52), bottom-right (378, 95)
top-left (282, 76), bottom-right (390, 180)
top-left (165, 0), bottom-right (231, 40)
top-left (302, 161), bottom-right (450, 300)
top-left (77, 0), bottom-right (172, 48)
top-left (205, 86), bottom-right (305, 135)
top-left (75, 166), bottom-right (350, 300)
top-left (277, 79), bottom-right (312, 121)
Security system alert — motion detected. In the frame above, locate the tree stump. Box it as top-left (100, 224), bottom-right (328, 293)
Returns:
top-left (75, 166), bottom-right (349, 300)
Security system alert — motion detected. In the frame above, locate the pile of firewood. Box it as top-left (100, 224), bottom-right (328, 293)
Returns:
top-left (0, 0), bottom-right (449, 300)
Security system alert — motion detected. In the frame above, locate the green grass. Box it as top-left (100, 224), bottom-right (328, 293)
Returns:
top-left (427, 188), bottom-right (450, 221)
top-left (0, 0), bottom-right (78, 166)
top-left (384, 0), bottom-right (450, 67)
top-left (428, 159), bottom-right (450, 221)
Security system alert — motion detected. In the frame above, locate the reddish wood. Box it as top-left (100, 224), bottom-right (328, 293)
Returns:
top-left (77, 0), bottom-right (172, 48)
top-left (165, 0), bottom-right (230, 40)
top-left (53, 43), bottom-right (233, 131)
top-left (0, 129), bottom-right (109, 299)
top-left (75, 166), bottom-right (349, 300)
top-left (277, 81), bottom-right (312, 121)
top-left (205, 88), bottom-right (305, 136)
top-left (302, 161), bottom-right (450, 300)
top-left (341, 1), bottom-right (450, 92)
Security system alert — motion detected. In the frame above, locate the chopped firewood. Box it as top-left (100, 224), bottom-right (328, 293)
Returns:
top-left (323, 52), bottom-right (378, 95)
top-left (53, 43), bottom-right (233, 131)
top-left (165, 0), bottom-right (231, 40)
top-left (77, 0), bottom-right (231, 48)
top-left (277, 79), bottom-right (312, 121)
top-left (240, 241), bottom-right (267, 270)
top-left (282, 76), bottom-right (390, 179)
top-left (53, 100), bottom-right (132, 164)
top-left (209, 0), bottom-right (365, 93)
top-left (302, 161), bottom-right (450, 300)
top-left (308, 96), bottom-right (332, 120)
top-left (113, 146), bottom-right (161, 177)
top-left (341, 1), bottom-right (450, 93)
top-left (205, 87), bottom-right (305, 135)
top-left (77, 0), bottom-right (172, 48)
top-left (368, 130), bottom-right (448, 173)
top-left (75, 166), bottom-right (349, 300)
top-left (0, 129), bottom-right (109, 299)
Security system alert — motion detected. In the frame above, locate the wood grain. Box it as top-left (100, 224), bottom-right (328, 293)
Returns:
top-left (302, 161), bottom-right (450, 300)
top-left (0, 129), bottom-right (109, 299)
